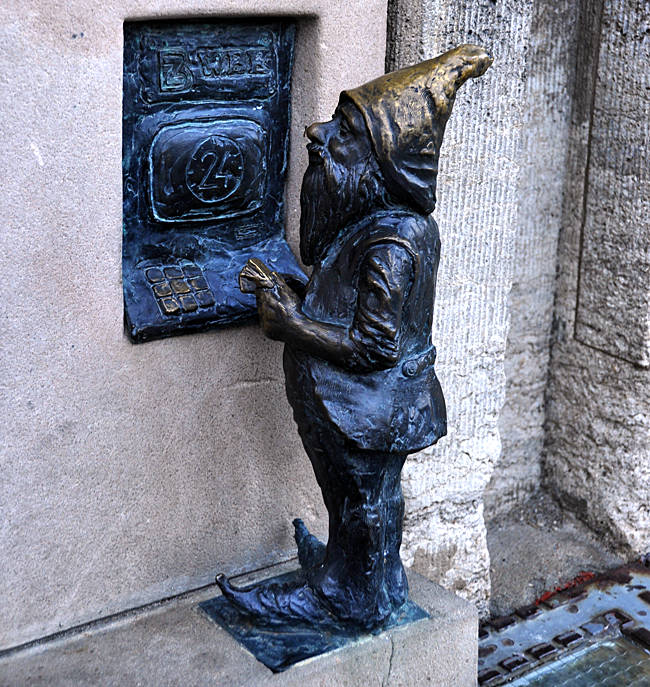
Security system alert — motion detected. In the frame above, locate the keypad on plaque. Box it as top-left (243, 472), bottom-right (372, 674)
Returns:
top-left (144, 263), bottom-right (216, 317)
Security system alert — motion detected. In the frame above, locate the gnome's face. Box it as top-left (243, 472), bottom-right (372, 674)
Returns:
top-left (298, 45), bottom-right (493, 266)
top-left (299, 101), bottom-right (386, 266)
top-left (305, 101), bottom-right (372, 170)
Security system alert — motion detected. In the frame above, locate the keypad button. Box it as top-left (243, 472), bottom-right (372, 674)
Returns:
top-left (159, 298), bottom-right (181, 316)
top-left (164, 266), bottom-right (184, 279)
top-left (153, 282), bottom-right (172, 297)
top-left (195, 290), bottom-right (215, 308)
top-left (145, 267), bottom-right (165, 283)
top-left (182, 264), bottom-right (202, 278)
top-left (189, 276), bottom-right (209, 291)
top-left (170, 279), bottom-right (191, 294)
top-left (179, 295), bottom-right (198, 313)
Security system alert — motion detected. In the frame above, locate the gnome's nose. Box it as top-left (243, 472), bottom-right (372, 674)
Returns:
top-left (305, 121), bottom-right (326, 144)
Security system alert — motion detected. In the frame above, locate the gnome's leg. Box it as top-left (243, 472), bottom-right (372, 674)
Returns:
top-left (290, 414), bottom-right (337, 572)
top-left (383, 453), bottom-right (409, 608)
top-left (305, 439), bottom-right (408, 629)
top-left (284, 353), bottom-right (409, 628)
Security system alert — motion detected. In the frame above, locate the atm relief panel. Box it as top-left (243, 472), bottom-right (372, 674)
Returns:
top-left (122, 20), bottom-right (303, 342)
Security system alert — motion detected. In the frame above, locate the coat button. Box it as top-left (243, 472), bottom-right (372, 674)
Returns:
top-left (403, 360), bottom-right (418, 377)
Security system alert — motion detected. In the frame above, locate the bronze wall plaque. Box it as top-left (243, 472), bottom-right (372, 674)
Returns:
top-left (122, 20), bottom-right (303, 342)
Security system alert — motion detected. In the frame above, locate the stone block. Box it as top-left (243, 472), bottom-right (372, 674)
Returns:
top-left (545, 0), bottom-right (650, 555)
top-left (0, 568), bottom-right (478, 687)
top-left (573, 0), bottom-right (650, 367)
top-left (387, 0), bottom-right (533, 614)
top-left (488, 0), bottom-right (576, 517)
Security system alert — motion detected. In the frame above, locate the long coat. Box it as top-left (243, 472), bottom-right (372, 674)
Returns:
top-left (284, 209), bottom-right (447, 454)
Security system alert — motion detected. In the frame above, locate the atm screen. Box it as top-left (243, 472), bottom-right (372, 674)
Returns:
top-left (149, 117), bottom-right (267, 223)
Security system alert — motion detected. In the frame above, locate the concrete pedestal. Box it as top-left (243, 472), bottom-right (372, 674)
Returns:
top-left (0, 566), bottom-right (477, 686)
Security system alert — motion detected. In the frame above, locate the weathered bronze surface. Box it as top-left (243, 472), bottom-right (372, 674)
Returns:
top-left (122, 20), bottom-right (304, 342)
top-left (205, 44), bottom-right (492, 670)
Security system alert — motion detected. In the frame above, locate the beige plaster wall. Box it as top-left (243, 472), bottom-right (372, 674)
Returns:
top-left (0, 0), bottom-right (387, 650)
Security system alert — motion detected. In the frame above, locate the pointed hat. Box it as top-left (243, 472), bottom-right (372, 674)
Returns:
top-left (341, 44), bottom-right (492, 214)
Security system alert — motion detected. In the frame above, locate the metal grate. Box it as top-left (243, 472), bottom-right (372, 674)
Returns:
top-left (478, 562), bottom-right (650, 685)
top-left (511, 638), bottom-right (650, 686)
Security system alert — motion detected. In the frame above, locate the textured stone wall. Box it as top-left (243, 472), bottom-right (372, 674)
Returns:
top-left (387, 0), bottom-right (533, 614)
top-left (545, 0), bottom-right (650, 555)
top-left (485, 0), bottom-right (577, 516)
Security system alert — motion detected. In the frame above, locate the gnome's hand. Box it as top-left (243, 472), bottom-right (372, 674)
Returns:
top-left (256, 274), bottom-right (303, 341)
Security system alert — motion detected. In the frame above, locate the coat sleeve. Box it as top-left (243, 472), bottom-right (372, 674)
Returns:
top-left (349, 242), bottom-right (415, 371)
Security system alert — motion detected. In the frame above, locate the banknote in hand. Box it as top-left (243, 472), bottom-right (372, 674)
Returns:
top-left (238, 257), bottom-right (277, 294)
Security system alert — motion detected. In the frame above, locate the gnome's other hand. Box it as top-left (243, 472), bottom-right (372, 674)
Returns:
top-left (256, 274), bottom-right (303, 341)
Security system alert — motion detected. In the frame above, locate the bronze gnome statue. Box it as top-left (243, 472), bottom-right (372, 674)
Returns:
top-left (217, 45), bottom-right (493, 631)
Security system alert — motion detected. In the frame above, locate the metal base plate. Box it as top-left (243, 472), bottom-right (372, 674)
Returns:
top-left (199, 570), bottom-right (428, 673)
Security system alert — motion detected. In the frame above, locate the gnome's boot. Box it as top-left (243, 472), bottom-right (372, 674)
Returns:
top-left (215, 574), bottom-right (340, 629)
top-left (215, 520), bottom-right (332, 628)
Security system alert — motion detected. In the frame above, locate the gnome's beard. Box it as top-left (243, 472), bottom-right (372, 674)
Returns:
top-left (299, 148), bottom-right (389, 266)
